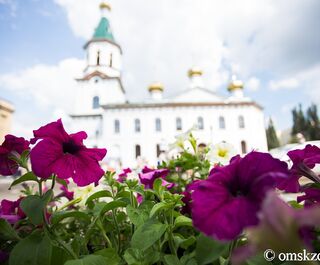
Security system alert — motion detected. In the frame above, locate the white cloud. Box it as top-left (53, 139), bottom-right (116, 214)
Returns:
top-left (269, 78), bottom-right (299, 91)
top-left (246, 77), bottom-right (260, 91)
top-left (0, 58), bottom-right (84, 110)
top-left (53, 0), bottom-right (320, 96)
top-left (0, 58), bottom-right (84, 138)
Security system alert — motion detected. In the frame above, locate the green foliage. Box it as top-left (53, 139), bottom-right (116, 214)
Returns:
top-left (64, 255), bottom-right (107, 265)
top-left (266, 118), bottom-right (280, 150)
top-left (20, 190), bottom-right (53, 225)
top-left (9, 231), bottom-right (55, 265)
top-left (291, 103), bottom-right (320, 142)
top-left (195, 233), bottom-right (229, 265)
top-left (131, 219), bottom-right (167, 250)
top-left (9, 172), bottom-right (38, 189)
top-left (0, 219), bottom-right (20, 241)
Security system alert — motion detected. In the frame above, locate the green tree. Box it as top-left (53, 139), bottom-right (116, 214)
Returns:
top-left (291, 104), bottom-right (307, 137)
top-left (266, 118), bottom-right (280, 150)
top-left (306, 104), bottom-right (320, 140)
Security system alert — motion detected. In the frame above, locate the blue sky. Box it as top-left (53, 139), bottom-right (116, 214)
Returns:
top-left (0, 0), bottom-right (319, 137)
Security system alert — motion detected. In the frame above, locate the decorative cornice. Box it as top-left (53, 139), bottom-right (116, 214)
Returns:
top-left (76, 70), bottom-right (125, 93)
top-left (83, 38), bottom-right (122, 54)
top-left (101, 101), bottom-right (263, 110)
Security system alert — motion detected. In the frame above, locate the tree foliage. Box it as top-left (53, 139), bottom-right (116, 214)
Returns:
top-left (266, 118), bottom-right (280, 150)
top-left (291, 103), bottom-right (320, 142)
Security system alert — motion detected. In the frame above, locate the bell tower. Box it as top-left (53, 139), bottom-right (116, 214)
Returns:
top-left (73, 2), bottom-right (126, 115)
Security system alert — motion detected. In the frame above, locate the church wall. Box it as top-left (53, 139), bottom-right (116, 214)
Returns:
top-left (101, 104), bottom-right (268, 168)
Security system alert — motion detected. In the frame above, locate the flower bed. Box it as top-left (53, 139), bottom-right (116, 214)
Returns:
top-left (0, 119), bottom-right (320, 265)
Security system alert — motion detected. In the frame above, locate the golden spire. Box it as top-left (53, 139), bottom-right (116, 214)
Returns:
top-left (228, 75), bottom-right (244, 92)
top-left (148, 82), bottom-right (164, 92)
top-left (188, 67), bottom-right (203, 77)
top-left (99, 2), bottom-right (111, 11)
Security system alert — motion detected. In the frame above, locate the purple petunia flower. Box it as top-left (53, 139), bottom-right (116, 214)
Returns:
top-left (181, 180), bottom-right (200, 215)
top-left (232, 192), bottom-right (320, 265)
top-left (280, 145), bottom-right (320, 191)
top-left (139, 166), bottom-right (173, 189)
top-left (30, 119), bottom-right (107, 187)
top-left (0, 198), bottom-right (25, 224)
top-left (297, 187), bottom-right (320, 207)
top-left (59, 185), bottom-right (74, 201)
top-left (117, 168), bottom-right (132, 183)
top-left (192, 152), bottom-right (290, 241)
top-left (0, 135), bottom-right (29, 176)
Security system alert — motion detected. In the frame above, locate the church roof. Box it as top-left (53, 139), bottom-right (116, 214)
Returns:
top-left (93, 17), bottom-right (114, 41)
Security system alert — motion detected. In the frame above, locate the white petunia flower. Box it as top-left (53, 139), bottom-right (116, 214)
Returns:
top-left (207, 142), bottom-right (237, 165)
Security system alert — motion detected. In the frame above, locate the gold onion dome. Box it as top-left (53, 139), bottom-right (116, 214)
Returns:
top-left (99, 2), bottom-right (111, 11)
top-left (148, 82), bottom-right (164, 92)
top-left (188, 67), bottom-right (203, 77)
top-left (228, 75), bottom-right (244, 92)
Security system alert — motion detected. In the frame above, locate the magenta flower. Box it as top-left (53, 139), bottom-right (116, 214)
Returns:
top-left (0, 135), bottom-right (29, 176)
top-left (192, 152), bottom-right (290, 241)
top-left (232, 192), bottom-right (320, 265)
top-left (0, 198), bottom-right (25, 224)
top-left (59, 185), bottom-right (74, 201)
top-left (181, 180), bottom-right (200, 215)
top-left (30, 119), bottom-right (107, 187)
top-left (281, 145), bottom-right (320, 191)
top-left (117, 168), bottom-right (132, 183)
top-left (139, 166), bottom-right (173, 189)
top-left (297, 187), bottom-right (320, 207)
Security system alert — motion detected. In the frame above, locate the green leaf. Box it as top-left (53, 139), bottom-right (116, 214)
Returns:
top-left (0, 218), bottom-right (20, 241)
top-left (98, 200), bottom-right (127, 216)
top-left (123, 248), bottom-right (159, 265)
top-left (85, 190), bottom-right (112, 209)
top-left (51, 211), bottom-right (91, 226)
top-left (174, 235), bottom-right (196, 249)
top-left (164, 255), bottom-right (181, 265)
top-left (174, 216), bottom-right (192, 229)
top-left (9, 172), bottom-right (38, 189)
top-left (50, 246), bottom-right (72, 265)
top-left (94, 248), bottom-right (120, 265)
top-left (149, 201), bottom-right (174, 218)
top-left (246, 254), bottom-right (271, 265)
top-left (64, 255), bottom-right (107, 265)
top-left (126, 205), bottom-right (149, 227)
top-left (9, 231), bottom-right (53, 265)
top-left (131, 219), bottom-right (167, 250)
top-left (195, 233), bottom-right (229, 265)
top-left (20, 190), bottom-right (53, 225)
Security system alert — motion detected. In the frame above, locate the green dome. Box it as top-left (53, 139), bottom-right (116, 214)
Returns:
top-left (93, 17), bottom-right (114, 41)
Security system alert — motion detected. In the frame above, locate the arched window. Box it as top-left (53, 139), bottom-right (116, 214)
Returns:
top-left (219, 116), bottom-right (225, 129)
top-left (238, 115), bottom-right (245, 129)
top-left (92, 96), bottom-right (100, 109)
top-left (135, 145), bottom-right (141, 158)
top-left (155, 118), bottom-right (161, 132)
top-left (156, 144), bottom-right (161, 157)
top-left (241, 140), bottom-right (247, 154)
top-left (197, 116), bottom-right (204, 130)
top-left (96, 50), bottom-right (100, 65)
top-left (176, 117), bottom-right (182, 131)
top-left (114, 119), bottom-right (120, 134)
top-left (109, 53), bottom-right (113, 67)
top-left (135, 119), bottom-right (141, 132)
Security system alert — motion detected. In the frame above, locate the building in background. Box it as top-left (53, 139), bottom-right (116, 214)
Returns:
top-left (70, 2), bottom-right (268, 168)
top-left (0, 98), bottom-right (14, 143)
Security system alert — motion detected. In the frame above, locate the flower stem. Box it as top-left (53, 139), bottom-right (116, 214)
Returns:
top-left (226, 238), bottom-right (238, 265)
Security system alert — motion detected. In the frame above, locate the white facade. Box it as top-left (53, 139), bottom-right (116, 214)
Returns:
top-left (70, 4), bottom-right (268, 168)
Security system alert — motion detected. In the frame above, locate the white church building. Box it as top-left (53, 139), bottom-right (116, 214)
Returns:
top-left (70, 2), bottom-right (268, 168)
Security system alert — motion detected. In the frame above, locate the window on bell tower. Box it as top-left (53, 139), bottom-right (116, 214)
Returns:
top-left (109, 53), bottom-right (113, 67)
top-left (92, 96), bottom-right (100, 109)
top-left (96, 50), bottom-right (100, 65)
